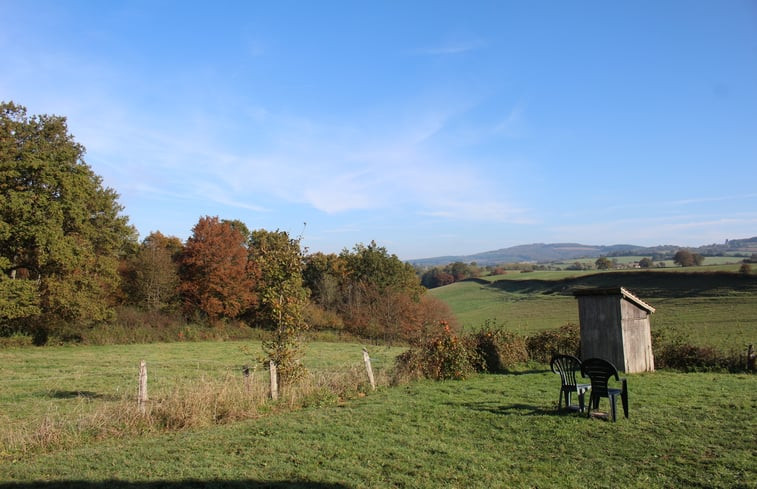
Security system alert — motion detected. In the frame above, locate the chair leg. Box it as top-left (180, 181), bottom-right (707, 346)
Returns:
top-left (578, 390), bottom-right (585, 413)
top-left (621, 379), bottom-right (629, 418)
top-left (610, 394), bottom-right (617, 422)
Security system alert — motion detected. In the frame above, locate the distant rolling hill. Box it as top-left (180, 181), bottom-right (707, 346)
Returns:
top-left (408, 236), bottom-right (757, 267)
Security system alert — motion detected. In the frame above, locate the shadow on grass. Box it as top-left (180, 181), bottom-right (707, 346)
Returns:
top-left (455, 401), bottom-right (559, 417)
top-left (489, 369), bottom-right (550, 376)
top-left (480, 271), bottom-right (757, 298)
top-left (44, 390), bottom-right (119, 401)
top-left (0, 481), bottom-right (351, 489)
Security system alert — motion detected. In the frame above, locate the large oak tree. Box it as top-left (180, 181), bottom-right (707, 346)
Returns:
top-left (1, 102), bottom-right (136, 333)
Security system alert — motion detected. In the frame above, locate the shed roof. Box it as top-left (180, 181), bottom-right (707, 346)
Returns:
top-left (572, 286), bottom-right (655, 313)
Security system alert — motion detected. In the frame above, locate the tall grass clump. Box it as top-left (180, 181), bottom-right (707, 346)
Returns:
top-left (525, 322), bottom-right (580, 363)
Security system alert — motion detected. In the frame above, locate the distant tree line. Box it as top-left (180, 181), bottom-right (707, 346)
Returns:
top-left (418, 262), bottom-right (483, 288)
top-left (1, 102), bottom-right (454, 346)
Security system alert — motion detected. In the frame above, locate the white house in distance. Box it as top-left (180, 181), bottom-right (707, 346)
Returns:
top-left (573, 287), bottom-right (656, 373)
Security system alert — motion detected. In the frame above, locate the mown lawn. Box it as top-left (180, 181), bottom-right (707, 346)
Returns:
top-left (1, 366), bottom-right (754, 488)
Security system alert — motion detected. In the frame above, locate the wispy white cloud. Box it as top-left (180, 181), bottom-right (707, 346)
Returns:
top-left (550, 212), bottom-right (757, 246)
top-left (410, 38), bottom-right (487, 56)
top-left (492, 104), bottom-right (526, 138)
top-left (665, 194), bottom-right (757, 207)
top-left (419, 200), bottom-right (532, 223)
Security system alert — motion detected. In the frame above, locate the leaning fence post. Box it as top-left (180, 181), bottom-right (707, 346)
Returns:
top-left (138, 360), bottom-right (148, 413)
top-left (269, 360), bottom-right (279, 400)
top-left (363, 348), bottom-right (376, 391)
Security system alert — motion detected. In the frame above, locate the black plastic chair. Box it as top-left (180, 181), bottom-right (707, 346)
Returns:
top-left (580, 358), bottom-right (628, 421)
top-left (550, 354), bottom-right (591, 413)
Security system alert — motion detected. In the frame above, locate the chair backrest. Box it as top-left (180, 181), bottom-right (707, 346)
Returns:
top-left (581, 358), bottom-right (620, 397)
top-left (550, 354), bottom-right (582, 387)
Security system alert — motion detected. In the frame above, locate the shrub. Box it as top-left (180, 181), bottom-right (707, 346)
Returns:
top-left (0, 333), bottom-right (34, 349)
top-left (392, 321), bottom-right (479, 382)
top-left (526, 323), bottom-right (581, 363)
top-left (652, 326), bottom-right (749, 372)
top-left (470, 326), bottom-right (528, 373)
top-left (303, 302), bottom-right (344, 331)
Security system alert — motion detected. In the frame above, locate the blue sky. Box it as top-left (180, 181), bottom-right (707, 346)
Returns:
top-left (2, 1), bottom-right (756, 260)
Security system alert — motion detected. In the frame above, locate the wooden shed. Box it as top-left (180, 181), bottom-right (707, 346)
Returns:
top-left (573, 287), bottom-right (655, 373)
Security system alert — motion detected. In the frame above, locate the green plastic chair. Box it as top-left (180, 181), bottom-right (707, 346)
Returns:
top-left (550, 354), bottom-right (591, 413)
top-left (580, 358), bottom-right (628, 421)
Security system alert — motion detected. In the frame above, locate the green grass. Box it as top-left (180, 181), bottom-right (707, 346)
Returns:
top-left (551, 256), bottom-right (746, 268)
top-left (0, 341), bottom-right (402, 424)
top-left (1, 268), bottom-right (755, 487)
top-left (2, 366), bottom-right (754, 488)
top-left (431, 270), bottom-right (757, 350)
top-left (431, 280), bottom-right (578, 334)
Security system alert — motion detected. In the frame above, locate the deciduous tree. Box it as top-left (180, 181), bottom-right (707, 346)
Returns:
top-left (124, 231), bottom-right (182, 311)
top-left (595, 257), bottom-right (613, 270)
top-left (179, 216), bottom-right (257, 322)
top-left (249, 229), bottom-right (309, 385)
top-left (0, 102), bottom-right (136, 335)
top-left (673, 250), bottom-right (703, 267)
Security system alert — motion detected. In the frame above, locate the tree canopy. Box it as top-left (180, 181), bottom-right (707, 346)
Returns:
top-left (249, 229), bottom-right (309, 384)
top-left (595, 256), bottom-right (613, 270)
top-left (179, 216), bottom-right (257, 322)
top-left (1, 102), bottom-right (135, 332)
top-left (673, 250), bottom-right (704, 267)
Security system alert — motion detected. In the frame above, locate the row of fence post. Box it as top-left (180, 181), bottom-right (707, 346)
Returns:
top-left (137, 349), bottom-right (378, 409)
top-left (136, 344), bottom-right (755, 410)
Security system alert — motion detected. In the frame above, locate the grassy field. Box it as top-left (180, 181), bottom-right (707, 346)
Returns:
top-left (431, 270), bottom-right (757, 350)
top-left (1, 358), bottom-right (754, 488)
top-left (0, 341), bottom-right (402, 425)
top-left (1, 269), bottom-right (755, 487)
top-left (551, 257), bottom-right (746, 269)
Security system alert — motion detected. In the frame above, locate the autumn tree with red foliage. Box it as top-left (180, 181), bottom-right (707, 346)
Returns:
top-left (179, 216), bottom-right (257, 322)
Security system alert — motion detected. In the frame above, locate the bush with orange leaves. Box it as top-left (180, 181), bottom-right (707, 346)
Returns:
top-left (392, 321), bottom-right (481, 383)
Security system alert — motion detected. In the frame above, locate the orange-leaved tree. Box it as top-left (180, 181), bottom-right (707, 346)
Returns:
top-left (179, 216), bottom-right (258, 322)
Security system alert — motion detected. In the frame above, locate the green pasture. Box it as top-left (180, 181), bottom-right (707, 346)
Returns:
top-left (550, 256), bottom-right (745, 269)
top-left (0, 341), bottom-right (402, 424)
top-left (431, 270), bottom-right (757, 350)
top-left (2, 361), bottom-right (754, 488)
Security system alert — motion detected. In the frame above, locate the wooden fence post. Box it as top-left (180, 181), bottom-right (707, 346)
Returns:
top-left (242, 364), bottom-right (251, 393)
top-left (747, 344), bottom-right (755, 372)
top-left (269, 360), bottom-right (279, 400)
top-left (363, 348), bottom-right (376, 391)
top-left (138, 360), bottom-right (148, 413)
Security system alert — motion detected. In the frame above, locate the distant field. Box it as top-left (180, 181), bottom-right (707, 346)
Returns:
top-left (431, 270), bottom-right (757, 350)
top-left (551, 257), bottom-right (746, 269)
